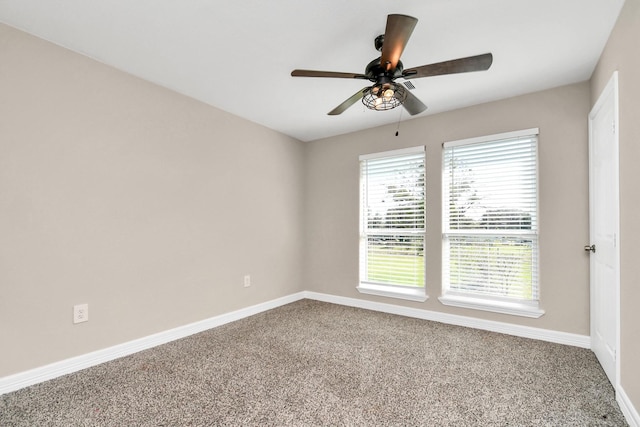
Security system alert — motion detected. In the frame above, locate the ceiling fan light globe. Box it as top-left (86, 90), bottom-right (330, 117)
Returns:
top-left (362, 82), bottom-right (407, 111)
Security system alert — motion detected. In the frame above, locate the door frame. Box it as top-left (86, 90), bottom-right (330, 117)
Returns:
top-left (588, 70), bottom-right (620, 390)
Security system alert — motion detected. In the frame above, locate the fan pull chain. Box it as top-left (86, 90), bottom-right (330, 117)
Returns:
top-left (395, 107), bottom-right (403, 136)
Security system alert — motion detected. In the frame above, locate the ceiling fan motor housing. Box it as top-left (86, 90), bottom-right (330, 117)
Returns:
top-left (365, 58), bottom-right (404, 81)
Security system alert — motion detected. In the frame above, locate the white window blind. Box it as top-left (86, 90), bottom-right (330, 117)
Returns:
top-left (360, 147), bottom-right (425, 290)
top-left (442, 130), bottom-right (539, 304)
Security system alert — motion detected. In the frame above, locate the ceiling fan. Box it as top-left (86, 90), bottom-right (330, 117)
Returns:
top-left (291, 14), bottom-right (493, 116)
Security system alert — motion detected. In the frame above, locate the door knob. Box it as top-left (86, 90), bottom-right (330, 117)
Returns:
top-left (584, 244), bottom-right (596, 253)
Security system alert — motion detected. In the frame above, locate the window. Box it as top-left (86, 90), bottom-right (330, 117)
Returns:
top-left (358, 146), bottom-right (427, 302)
top-left (441, 129), bottom-right (544, 317)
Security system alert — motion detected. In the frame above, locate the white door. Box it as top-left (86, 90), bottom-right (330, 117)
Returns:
top-left (588, 71), bottom-right (620, 387)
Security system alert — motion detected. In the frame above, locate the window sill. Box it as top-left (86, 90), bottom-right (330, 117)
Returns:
top-left (357, 283), bottom-right (428, 302)
top-left (438, 294), bottom-right (545, 318)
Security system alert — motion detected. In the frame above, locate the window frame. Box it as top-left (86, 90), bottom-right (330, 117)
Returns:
top-left (357, 146), bottom-right (428, 302)
top-left (440, 129), bottom-right (544, 318)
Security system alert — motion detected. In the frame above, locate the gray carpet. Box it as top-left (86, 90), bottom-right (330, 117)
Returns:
top-left (0, 299), bottom-right (628, 426)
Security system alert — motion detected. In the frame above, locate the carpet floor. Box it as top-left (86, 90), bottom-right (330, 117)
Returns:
top-left (0, 299), bottom-right (628, 426)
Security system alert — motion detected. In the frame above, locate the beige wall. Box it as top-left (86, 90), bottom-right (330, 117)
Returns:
top-left (0, 23), bottom-right (306, 377)
top-left (591, 0), bottom-right (640, 412)
top-left (305, 82), bottom-right (592, 333)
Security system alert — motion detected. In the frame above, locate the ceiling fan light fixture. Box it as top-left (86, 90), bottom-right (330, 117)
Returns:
top-left (362, 82), bottom-right (407, 111)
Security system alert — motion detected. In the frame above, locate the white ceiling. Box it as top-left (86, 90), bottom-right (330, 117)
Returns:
top-left (0, 0), bottom-right (625, 142)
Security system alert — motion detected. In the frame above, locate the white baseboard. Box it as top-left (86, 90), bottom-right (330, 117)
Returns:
top-left (618, 385), bottom-right (640, 427)
top-left (303, 291), bottom-right (591, 348)
top-left (0, 290), bottom-right (596, 397)
top-left (0, 292), bottom-right (306, 395)
top-left (4, 290), bottom-right (635, 424)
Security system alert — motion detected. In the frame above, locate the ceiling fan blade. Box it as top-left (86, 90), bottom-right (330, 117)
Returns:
top-left (402, 90), bottom-right (428, 116)
top-left (291, 69), bottom-right (368, 79)
top-left (328, 88), bottom-right (368, 115)
top-left (380, 14), bottom-right (418, 72)
top-left (403, 53), bottom-right (493, 79)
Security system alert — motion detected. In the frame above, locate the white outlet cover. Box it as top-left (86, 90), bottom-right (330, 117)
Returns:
top-left (73, 303), bottom-right (89, 324)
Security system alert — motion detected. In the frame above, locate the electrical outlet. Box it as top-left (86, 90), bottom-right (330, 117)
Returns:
top-left (73, 304), bottom-right (89, 324)
top-left (243, 275), bottom-right (251, 288)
